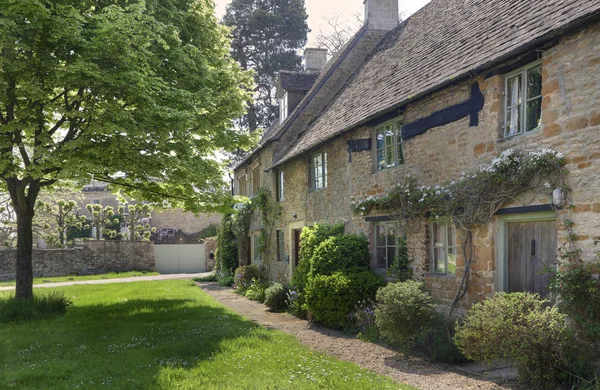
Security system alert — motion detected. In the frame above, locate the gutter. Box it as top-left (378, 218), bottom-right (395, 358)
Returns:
top-left (266, 9), bottom-right (600, 171)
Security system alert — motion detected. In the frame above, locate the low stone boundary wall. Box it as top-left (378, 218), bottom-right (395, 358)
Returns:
top-left (0, 241), bottom-right (155, 281)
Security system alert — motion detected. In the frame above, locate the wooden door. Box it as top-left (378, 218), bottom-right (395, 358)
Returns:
top-left (507, 220), bottom-right (557, 296)
top-left (293, 229), bottom-right (302, 267)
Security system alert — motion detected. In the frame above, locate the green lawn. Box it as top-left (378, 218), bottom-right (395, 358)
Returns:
top-left (0, 280), bottom-right (411, 389)
top-left (0, 271), bottom-right (160, 287)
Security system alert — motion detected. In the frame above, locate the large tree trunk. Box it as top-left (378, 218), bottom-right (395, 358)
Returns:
top-left (15, 207), bottom-right (34, 300)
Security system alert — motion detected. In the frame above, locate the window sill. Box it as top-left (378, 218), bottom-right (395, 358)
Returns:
top-left (496, 126), bottom-right (541, 143)
top-left (428, 273), bottom-right (457, 279)
top-left (373, 164), bottom-right (405, 175)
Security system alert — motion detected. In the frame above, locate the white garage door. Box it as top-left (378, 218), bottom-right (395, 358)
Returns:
top-left (154, 244), bottom-right (206, 274)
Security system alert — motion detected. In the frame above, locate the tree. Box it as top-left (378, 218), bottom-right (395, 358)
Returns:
top-left (86, 204), bottom-right (118, 241)
top-left (315, 14), bottom-right (361, 55)
top-left (0, 0), bottom-right (253, 299)
top-left (37, 199), bottom-right (88, 248)
top-left (223, 0), bottom-right (309, 133)
top-left (118, 203), bottom-right (155, 241)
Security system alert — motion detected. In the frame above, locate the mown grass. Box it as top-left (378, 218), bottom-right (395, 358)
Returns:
top-left (0, 271), bottom-right (160, 287)
top-left (0, 280), bottom-right (412, 389)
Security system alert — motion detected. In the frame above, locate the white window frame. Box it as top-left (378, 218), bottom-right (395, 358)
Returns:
top-left (279, 92), bottom-right (288, 123)
top-left (503, 60), bottom-right (543, 138)
top-left (375, 117), bottom-right (404, 171)
top-left (430, 222), bottom-right (457, 276)
top-left (277, 170), bottom-right (285, 202)
top-left (310, 150), bottom-right (327, 191)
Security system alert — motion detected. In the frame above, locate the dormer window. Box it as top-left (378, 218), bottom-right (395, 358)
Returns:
top-left (280, 92), bottom-right (288, 123)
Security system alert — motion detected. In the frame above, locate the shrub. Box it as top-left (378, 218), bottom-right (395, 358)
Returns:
top-left (309, 234), bottom-right (370, 278)
top-left (215, 214), bottom-right (238, 274)
top-left (264, 283), bottom-right (289, 312)
top-left (234, 264), bottom-right (261, 294)
top-left (454, 292), bottom-right (571, 387)
top-left (245, 279), bottom-right (268, 303)
top-left (198, 223), bottom-right (219, 240)
top-left (418, 314), bottom-right (466, 364)
top-left (305, 271), bottom-right (384, 329)
top-left (374, 281), bottom-right (435, 348)
top-left (348, 300), bottom-right (379, 342)
top-left (217, 275), bottom-right (235, 287)
top-left (286, 289), bottom-right (307, 319)
top-left (0, 291), bottom-right (72, 322)
top-left (292, 223), bottom-right (344, 293)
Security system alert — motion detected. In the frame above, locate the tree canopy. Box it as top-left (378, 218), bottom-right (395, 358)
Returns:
top-left (223, 0), bottom-right (309, 133)
top-left (0, 0), bottom-right (254, 299)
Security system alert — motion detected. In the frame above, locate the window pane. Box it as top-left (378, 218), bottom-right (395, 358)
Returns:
top-left (377, 149), bottom-right (385, 170)
top-left (376, 225), bottom-right (386, 246)
top-left (435, 248), bottom-right (446, 273)
top-left (377, 247), bottom-right (387, 268)
top-left (387, 247), bottom-right (396, 269)
top-left (385, 144), bottom-right (394, 168)
top-left (386, 224), bottom-right (396, 246)
top-left (447, 248), bottom-right (457, 275)
top-left (447, 224), bottom-right (455, 248)
top-left (506, 74), bottom-right (522, 106)
top-left (376, 129), bottom-right (385, 150)
top-left (323, 152), bottom-right (328, 188)
top-left (527, 66), bottom-right (542, 99)
top-left (526, 97), bottom-right (542, 132)
top-left (506, 105), bottom-right (521, 136)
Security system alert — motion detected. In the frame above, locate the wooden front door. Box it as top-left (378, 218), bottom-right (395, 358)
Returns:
top-left (293, 229), bottom-right (302, 267)
top-left (507, 220), bottom-right (557, 296)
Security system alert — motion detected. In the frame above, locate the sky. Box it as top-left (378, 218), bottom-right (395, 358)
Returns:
top-left (213, 0), bottom-right (431, 46)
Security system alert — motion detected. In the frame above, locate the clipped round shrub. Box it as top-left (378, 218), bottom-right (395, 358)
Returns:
top-left (375, 281), bottom-right (435, 347)
top-left (292, 223), bottom-right (345, 292)
top-left (305, 271), bottom-right (384, 329)
top-left (264, 283), bottom-right (289, 312)
top-left (309, 234), bottom-right (370, 277)
top-left (454, 292), bottom-right (571, 387)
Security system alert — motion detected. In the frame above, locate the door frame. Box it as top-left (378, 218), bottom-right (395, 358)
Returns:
top-left (495, 211), bottom-right (557, 293)
top-left (288, 221), bottom-right (304, 275)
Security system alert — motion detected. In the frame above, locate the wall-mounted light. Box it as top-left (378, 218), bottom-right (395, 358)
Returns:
top-left (292, 213), bottom-right (297, 220)
top-left (553, 188), bottom-right (564, 207)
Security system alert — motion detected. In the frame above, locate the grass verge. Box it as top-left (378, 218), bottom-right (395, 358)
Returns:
top-left (0, 271), bottom-right (160, 287)
top-left (0, 280), bottom-right (413, 389)
top-left (0, 291), bottom-right (72, 322)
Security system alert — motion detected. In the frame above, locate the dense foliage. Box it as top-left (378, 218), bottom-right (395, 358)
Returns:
top-left (454, 292), bottom-right (571, 387)
top-left (264, 283), bottom-right (289, 312)
top-left (216, 214), bottom-right (239, 274)
top-left (309, 234), bottom-right (371, 277)
top-left (233, 264), bottom-right (262, 294)
top-left (374, 281), bottom-right (436, 347)
top-left (305, 271), bottom-right (384, 329)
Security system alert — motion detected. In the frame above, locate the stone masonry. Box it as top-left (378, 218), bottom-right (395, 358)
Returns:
top-left (0, 241), bottom-right (154, 281)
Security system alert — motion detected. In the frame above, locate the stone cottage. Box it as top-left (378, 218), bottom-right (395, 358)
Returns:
top-left (233, 0), bottom-right (600, 310)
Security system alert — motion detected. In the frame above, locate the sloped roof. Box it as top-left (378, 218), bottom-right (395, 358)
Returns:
top-left (273, 0), bottom-right (600, 167)
top-left (279, 71), bottom-right (320, 92)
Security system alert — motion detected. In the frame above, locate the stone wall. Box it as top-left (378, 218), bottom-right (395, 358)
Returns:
top-left (0, 241), bottom-right (154, 281)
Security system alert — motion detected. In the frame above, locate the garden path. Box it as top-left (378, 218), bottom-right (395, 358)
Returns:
top-left (0, 272), bottom-right (211, 291)
top-left (199, 282), bottom-right (523, 390)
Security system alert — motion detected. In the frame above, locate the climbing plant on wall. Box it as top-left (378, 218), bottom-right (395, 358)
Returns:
top-left (352, 148), bottom-right (568, 317)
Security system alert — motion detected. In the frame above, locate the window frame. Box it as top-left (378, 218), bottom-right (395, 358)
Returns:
top-left (309, 150), bottom-right (328, 191)
top-left (373, 221), bottom-right (407, 270)
top-left (238, 175), bottom-right (247, 197)
top-left (430, 222), bottom-right (457, 276)
top-left (375, 117), bottom-right (405, 171)
top-left (276, 169), bottom-right (285, 202)
top-left (503, 60), bottom-right (543, 138)
top-left (252, 166), bottom-right (260, 196)
top-left (279, 92), bottom-right (288, 123)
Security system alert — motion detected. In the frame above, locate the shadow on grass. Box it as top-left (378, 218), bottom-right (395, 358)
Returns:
top-left (0, 296), bottom-right (273, 389)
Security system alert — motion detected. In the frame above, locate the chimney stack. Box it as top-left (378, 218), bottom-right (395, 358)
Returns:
top-left (364, 0), bottom-right (399, 31)
top-left (303, 48), bottom-right (328, 72)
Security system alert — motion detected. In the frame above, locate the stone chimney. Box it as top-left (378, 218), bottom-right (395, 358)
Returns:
top-left (303, 48), bottom-right (327, 72)
top-left (364, 0), bottom-right (399, 31)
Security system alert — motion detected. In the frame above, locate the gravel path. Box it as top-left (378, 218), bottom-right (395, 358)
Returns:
top-left (199, 282), bottom-right (523, 390)
top-left (0, 272), bottom-right (212, 291)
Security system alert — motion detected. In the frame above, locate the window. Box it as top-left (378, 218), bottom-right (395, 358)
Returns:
top-left (504, 61), bottom-right (542, 137)
top-left (277, 230), bottom-right (285, 262)
top-left (374, 222), bottom-right (407, 269)
top-left (376, 118), bottom-right (404, 171)
top-left (310, 150), bottom-right (327, 191)
top-left (252, 166), bottom-right (260, 196)
top-left (276, 169), bottom-right (285, 202)
top-left (238, 175), bottom-right (247, 196)
top-left (279, 92), bottom-right (288, 123)
top-left (430, 222), bottom-right (457, 276)
top-left (253, 234), bottom-right (261, 263)
top-left (93, 199), bottom-right (101, 205)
